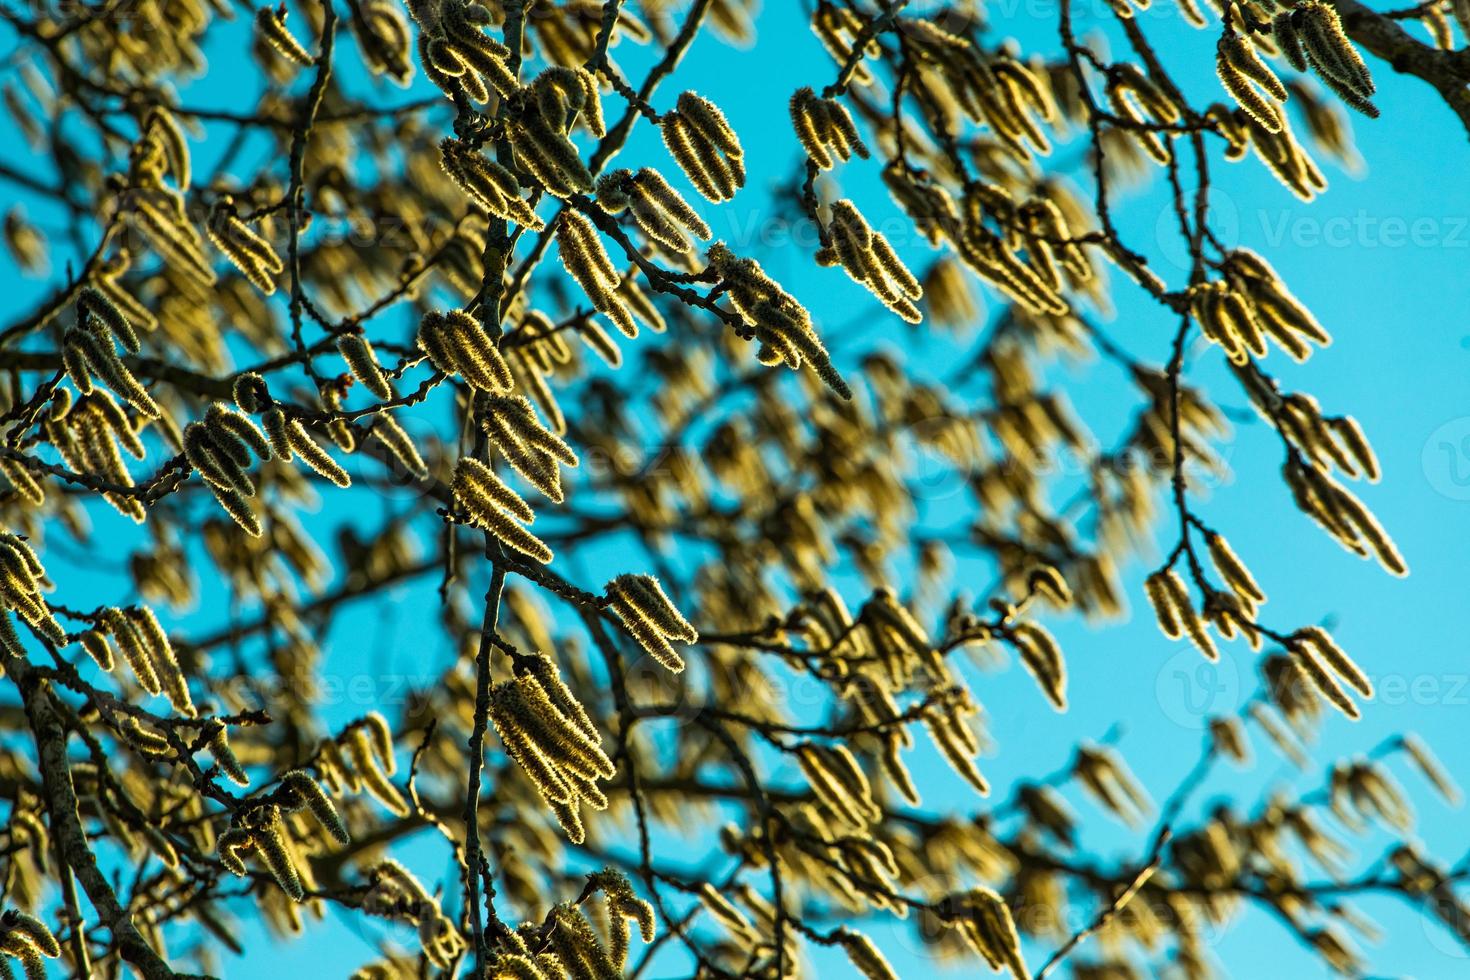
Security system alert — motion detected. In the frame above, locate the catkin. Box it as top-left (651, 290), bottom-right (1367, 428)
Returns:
top-left (370, 412), bottom-right (428, 481)
top-left (790, 87), bottom-right (869, 170)
top-left (453, 456), bottom-right (554, 563)
top-left (1217, 35), bottom-right (1287, 134)
top-left (277, 413), bottom-right (352, 488)
top-left (556, 211), bottom-right (639, 339)
top-left (490, 668), bottom-right (613, 837)
top-left (256, 6), bottom-right (315, 67)
top-left (207, 722), bottom-right (249, 786)
top-left (64, 318), bottom-right (160, 418)
top-left (206, 202), bottom-right (283, 294)
top-left (1011, 622), bottom-right (1067, 711)
top-left (337, 333), bottom-right (394, 400)
top-left (1293, 626), bottom-right (1372, 697)
top-left (595, 168), bottom-right (711, 253)
top-left (282, 769), bottom-right (351, 844)
top-left (344, 725), bottom-right (409, 816)
top-left (440, 138), bottom-right (544, 229)
top-left (661, 92), bottom-right (745, 202)
top-left (418, 310), bottom-right (515, 393)
top-left (820, 200), bottom-right (923, 323)
top-left (955, 887), bottom-right (1028, 979)
top-left (707, 242), bottom-right (851, 399)
top-left (604, 573), bottom-right (697, 672)
top-left (480, 394), bottom-right (578, 502)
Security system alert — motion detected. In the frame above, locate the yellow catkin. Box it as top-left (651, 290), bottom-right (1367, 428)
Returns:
top-left (337, 333), bottom-right (394, 400)
top-left (256, 6), bottom-right (315, 67)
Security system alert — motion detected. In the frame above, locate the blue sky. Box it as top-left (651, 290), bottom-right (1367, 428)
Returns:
top-left (3, 0), bottom-right (1469, 976)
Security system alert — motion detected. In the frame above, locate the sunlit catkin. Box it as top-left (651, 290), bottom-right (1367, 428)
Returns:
top-left (820, 200), bottom-right (923, 323)
top-left (604, 573), bottom-right (697, 672)
top-left (956, 886), bottom-right (1028, 979)
top-left (452, 456), bottom-right (554, 564)
top-left (556, 211), bottom-right (638, 338)
top-left (707, 242), bottom-right (850, 398)
top-left (661, 92), bottom-right (746, 202)
top-left (282, 769), bottom-right (350, 844)
top-left (1217, 35), bottom-right (1287, 133)
top-left (1010, 621), bottom-right (1067, 711)
top-left (595, 168), bottom-right (711, 253)
top-left (337, 333), bottom-right (394, 400)
top-left (790, 87), bottom-right (869, 170)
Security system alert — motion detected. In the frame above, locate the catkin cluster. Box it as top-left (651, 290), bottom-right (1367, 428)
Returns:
top-left (506, 67), bottom-right (605, 196)
top-left (408, 0), bottom-right (516, 103)
top-left (660, 91), bottom-right (746, 202)
top-left (1237, 103), bottom-right (1329, 201)
top-left (789, 87), bottom-right (869, 170)
top-left (84, 604), bottom-right (193, 714)
top-left (481, 393), bottom-right (579, 501)
top-left (185, 402), bottom-right (273, 536)
top-left (35, 391), bottom-right (141, 519)
top-left (218, 804), bottom-right (310, 902)
top-left (362, 859), bottom-right (465, 967)
top-left (440, 137), bottom-right (544, 229)
top-left (1190, 248), bottom-right (1331, 363)
top-left (1281, 625), bottom-right (1373, 720)
top-left (134, 104), bottom-right (190, 194)
top-left (0, 534), bottom-right (63, 657)
top-left (541, 903), bottom-right (625, 980)
top-left (1216, 34), bottom-right (1289, 135)
top-left (818, 200), bottom-right (923, 323)
top-left (1144, 568), bottom-right (1219, 661)
top-left (0, 909), bottom-right (60, 978)
top-left (64, 287), bottom-right (158, 418)
top-left (796, 741), bottom-right (881, 830)
top-left (556, 211), bottom-right (641, 337)
top-left (353, 0), bottom-right (414, 83)
top-left (123, 182), bottom-right (217, 293)
top-left (1273, 393), bottom-right (1380, 484)
top-left (490, 656), bottom-right (613, 843)
top-left (707, 242), bottom-right (850, 398)
top-left (452, 455), bottom-right (553, 563)
top-left (903, 21), bottom-right (1055, 159)
top-left (1073, 744), bottom-right (1151, 825)
top-left (604, 573), bottom-right (698, 671)
top-left (205, 199), bottom-right (283, 295)
top-left (595, 168), bottom-right (711, 253)
top-left (1106, 64), bottom-right (1183, 165)
top-left (528, 0), bottom-right (652, 64)
top-left (316, 712), bottom-right (408, 816)
top-left (1330, 759), bottom-right (1412, 831)
top-left (1284, 455), bottom-right (1405, 575)
top-left (886, 171), bottom-right (1091, 317)
top-left (950, 886), bottom-right (1028, 979)
top-left (589, 870), bottom-right (658, 971)
top-left (417, 308), bottom-right (515, 392)
top-left (1274, 2), bottom-right (1378, 116)
top-left (812, 5), bottom-right (877, 88)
